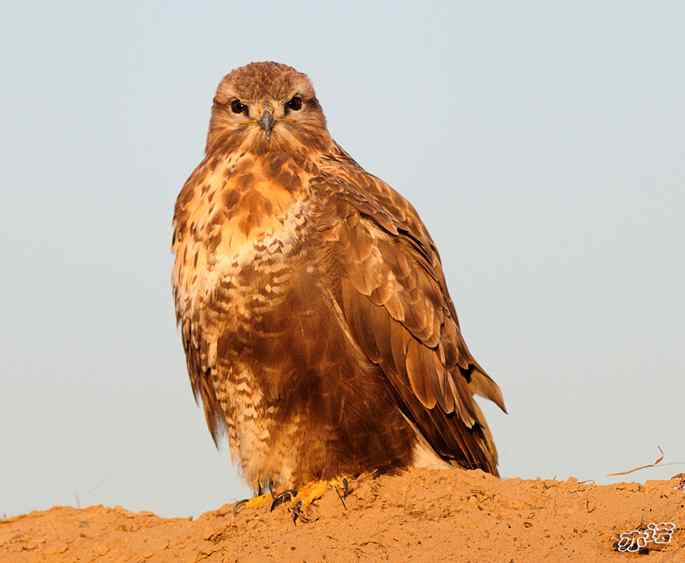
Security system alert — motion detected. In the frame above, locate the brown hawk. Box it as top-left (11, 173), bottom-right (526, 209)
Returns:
top-left (172, 61), bottom-right (506, 508)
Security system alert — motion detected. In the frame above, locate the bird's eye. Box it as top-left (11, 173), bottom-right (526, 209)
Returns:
top-left (286, 96), bottom-right (303, 111)
top-left (230, 99), bottom-right (247, 115)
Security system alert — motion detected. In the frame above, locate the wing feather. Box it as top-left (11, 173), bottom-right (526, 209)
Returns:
top-left (314, 160), bottom-right (506, 473)
top-left (178, 317), bottom-right (225, 446)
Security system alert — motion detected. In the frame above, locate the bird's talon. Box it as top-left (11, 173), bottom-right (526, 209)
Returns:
top-left (270, 488), bottom-right (297, 511)
top-left (290, 501), bottom-right (302, 523)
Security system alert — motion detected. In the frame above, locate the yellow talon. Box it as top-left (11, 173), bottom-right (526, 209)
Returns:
top-left (288, 477), bottom-right (350, 522)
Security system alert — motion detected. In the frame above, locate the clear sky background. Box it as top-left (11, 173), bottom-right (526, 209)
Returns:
top-left (1, 1), bottom-right (683, 518)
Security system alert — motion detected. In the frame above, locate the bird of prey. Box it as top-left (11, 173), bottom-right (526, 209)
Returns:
top-left (172, 61), bottom-right (506, 510)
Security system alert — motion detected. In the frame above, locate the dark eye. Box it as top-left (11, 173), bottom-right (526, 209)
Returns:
top-left (286, 96), bottom-right (302, 111)
top-left (230, 99), bottom-right (247, 114)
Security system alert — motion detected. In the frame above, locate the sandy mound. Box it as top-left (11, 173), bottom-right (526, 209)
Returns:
top-left (2, 469), bottom-right (684, 562)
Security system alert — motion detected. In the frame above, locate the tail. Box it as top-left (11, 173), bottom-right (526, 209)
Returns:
top-left (405, 366), bottom-right (506, 477)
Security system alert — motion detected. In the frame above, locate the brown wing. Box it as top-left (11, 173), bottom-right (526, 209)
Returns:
top-left (314, 157), bottom-right (506, 473)
top-left (171, 159), bottom-right (226, 447)
top-left (176, 310), bottom-right (225, 446)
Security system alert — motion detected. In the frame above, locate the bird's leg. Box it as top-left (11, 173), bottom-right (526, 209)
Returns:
top-left (236, 477), bottom-right (351, 519)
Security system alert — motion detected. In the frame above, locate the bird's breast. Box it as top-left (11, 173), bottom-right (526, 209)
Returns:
top-left (172, 151), bottom-right (313, 313)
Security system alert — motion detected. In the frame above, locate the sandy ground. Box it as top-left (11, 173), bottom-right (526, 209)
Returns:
top-left (2, 468), bottom-right (684, 562)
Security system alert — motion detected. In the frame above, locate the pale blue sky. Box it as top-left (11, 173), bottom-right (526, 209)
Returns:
top-left (1, 1), bottom-right (684, 518)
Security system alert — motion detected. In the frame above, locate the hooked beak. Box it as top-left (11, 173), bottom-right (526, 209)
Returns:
top-left (257, 110), bottom-right (275, 134)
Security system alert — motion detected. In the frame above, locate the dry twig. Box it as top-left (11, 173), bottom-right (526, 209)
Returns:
top-left (608, 446), bottom-right (665, 477)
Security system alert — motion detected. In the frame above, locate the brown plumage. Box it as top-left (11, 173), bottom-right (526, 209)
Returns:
top-left (172, 61), bottom-right (506, 493)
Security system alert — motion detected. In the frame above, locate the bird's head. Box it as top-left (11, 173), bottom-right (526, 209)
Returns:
top-left (205, 62), bottom-right (331, 156)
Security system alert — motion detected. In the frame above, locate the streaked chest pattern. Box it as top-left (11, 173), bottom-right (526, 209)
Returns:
top-left (173, 151), bottom-right (316, 327)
